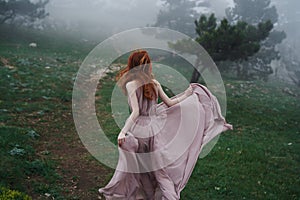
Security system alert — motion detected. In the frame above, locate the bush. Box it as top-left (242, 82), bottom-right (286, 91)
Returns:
top-left (0, 186), bottom-right (31, 200)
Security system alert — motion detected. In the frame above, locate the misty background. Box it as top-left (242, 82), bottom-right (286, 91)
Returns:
top-left (45, 0), bottom-right (231, 35)
top-left (44, 0), bottom-right (299, 42)
top-left (42, 0), bottom-right (300, 85)
top-left (1, 0), bottom-right (299, 84)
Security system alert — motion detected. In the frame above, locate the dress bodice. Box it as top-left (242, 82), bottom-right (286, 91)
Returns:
top-left (128, 85), bottom-right (158, 116)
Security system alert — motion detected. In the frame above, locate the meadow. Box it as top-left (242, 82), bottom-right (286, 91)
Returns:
top-left (0, 27), bottom-right (299, 199)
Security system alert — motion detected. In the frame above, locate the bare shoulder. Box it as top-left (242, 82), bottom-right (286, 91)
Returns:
top-left (125, 80), bottom-right (138, 90)
top-left (152, 79), bottom-right (160, 86)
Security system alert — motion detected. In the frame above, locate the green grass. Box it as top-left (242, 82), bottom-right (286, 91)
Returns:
top-left (0, 126), bottom-right (62, 198)
top-left (181, 80), bottom-right (300, 199)
top-left (0, 25), bottom-right (91, 199)
top-left (96, 72), bottom-right (300, 200)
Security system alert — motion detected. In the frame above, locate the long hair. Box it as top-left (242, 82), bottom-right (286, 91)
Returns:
top-left (116, 50), bottom-right (157, 100)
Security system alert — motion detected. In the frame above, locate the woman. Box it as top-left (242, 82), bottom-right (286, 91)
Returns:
top-left (99, 50), bottom-right (232, 199)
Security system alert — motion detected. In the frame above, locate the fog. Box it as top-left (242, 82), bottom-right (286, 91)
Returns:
top-left (46, 0), bottom-right (161, 36)
top-left (44, 0), bottom-right (300, 82)
top-left (45, 0), bottom-right (232, 37)
top-left (45, 0), bottom-right (299, 45)
top-left (273, 0), bottom-right (300, 44)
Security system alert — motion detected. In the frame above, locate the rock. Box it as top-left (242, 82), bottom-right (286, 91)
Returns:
top-left (29, 43), bottom-right (37, 48)
top-left (282, 87), bottom-right (297, 97)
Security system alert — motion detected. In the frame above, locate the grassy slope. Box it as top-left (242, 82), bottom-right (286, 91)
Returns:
top-left (0, 26), bottom-right (103, 199)
top-left (96, 69), bottom-right (300, 200)
top-left (0, 26), bottom-right (299, 199)
top-left (182, 80), bottom-right (300, 199)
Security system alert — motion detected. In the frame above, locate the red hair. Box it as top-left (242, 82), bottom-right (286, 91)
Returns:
top-left (116, 50), bottom-right (157, 100)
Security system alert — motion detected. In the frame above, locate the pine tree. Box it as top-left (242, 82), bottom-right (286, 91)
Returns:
top-left (154, 0), bottom-right (210, 37)
top-left (169, 14), bottom-right (273, 82)
top-left (225, 0), bottom-right (286, 80)
top-left (0, 0), bottom-right (49, 27)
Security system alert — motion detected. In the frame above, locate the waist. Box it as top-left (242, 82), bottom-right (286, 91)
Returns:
top-left (139, 114), bottom-right (153, 117)
top-left (139, 113), bottom-right (157, 117)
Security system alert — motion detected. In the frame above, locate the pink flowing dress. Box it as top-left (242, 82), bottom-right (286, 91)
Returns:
top-left (99, 83), bottom-right (233, 200)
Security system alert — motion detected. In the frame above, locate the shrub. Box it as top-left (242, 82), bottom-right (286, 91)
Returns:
top-left (0, 186), bottom-right (32, 200)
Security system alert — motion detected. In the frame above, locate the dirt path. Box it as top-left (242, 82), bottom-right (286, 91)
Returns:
top-left (17, 99), bottom-right (113, 199)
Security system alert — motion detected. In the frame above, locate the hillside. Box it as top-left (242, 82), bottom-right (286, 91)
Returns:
top-left (0, 28), bottom-right (299, 199)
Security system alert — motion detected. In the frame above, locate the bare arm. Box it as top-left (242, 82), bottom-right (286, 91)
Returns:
top-left (153, 79), bottom-right (193, 107)
top-left (118, 81), bottom-right (140, 146)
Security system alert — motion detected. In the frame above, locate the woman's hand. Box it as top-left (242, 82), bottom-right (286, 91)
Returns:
top-left (117, 131), bottom-right (127, 147)
top-left (184, 85), bottom-right (193, 97)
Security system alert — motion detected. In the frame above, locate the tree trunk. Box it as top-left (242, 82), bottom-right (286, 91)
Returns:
top-left (236, 62), bottom-right (241, 78)
top-left (190, 55), bottom-right (201, 83)
top-left (190, 68), bottom-right (201, 83)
